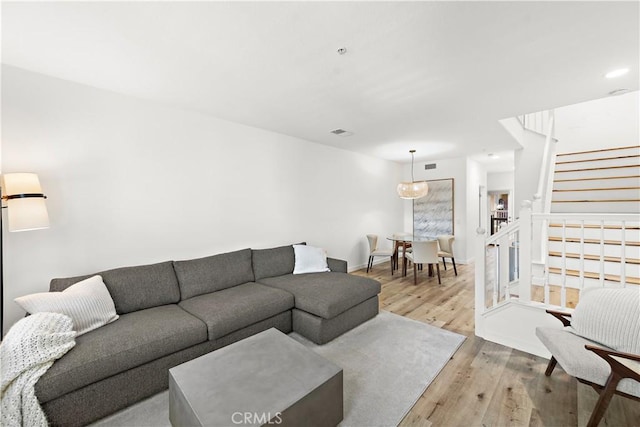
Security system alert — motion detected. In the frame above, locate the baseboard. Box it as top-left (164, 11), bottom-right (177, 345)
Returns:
top-left (349, 258), bottom-right (390, 273)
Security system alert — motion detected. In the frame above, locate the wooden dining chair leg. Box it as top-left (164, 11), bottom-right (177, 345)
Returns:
top-left (413, 263), bottom-right (418, 285)
top-left (366, 256), bottom-right (372, 273)
top-left (390, 256), bottom-right (394, 275)
top-left (442, 257), bottom-right (447, 270)
top-left (436, 263), bottom-right (441, 285)
top-left (452, 258), bottom-right (457, 276)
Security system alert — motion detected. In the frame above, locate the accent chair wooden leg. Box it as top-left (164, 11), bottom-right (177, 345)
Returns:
top-left (367, 256), bottom-right (372, 273)
top-left (452, 258), bottom-right (457, 276)
top-left (436, 264), bottom-right (441, 285)
top-left (442, 257), bottom-right (447, 270)
top-left (587, 373), bottom-right (622, 427)
top-left (544, 356), bottom-right (558, 376)
top-left (413, 263), bottom-right (417, 285)
top-left (390, 256), bottom-right (394, 276)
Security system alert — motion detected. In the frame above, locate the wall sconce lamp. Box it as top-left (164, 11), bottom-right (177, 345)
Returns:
top-left (1, 173), bottom-right (50, 336)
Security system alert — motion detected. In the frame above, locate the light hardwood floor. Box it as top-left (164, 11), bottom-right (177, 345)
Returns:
top-left (352, 261), bottom-right (640, 426)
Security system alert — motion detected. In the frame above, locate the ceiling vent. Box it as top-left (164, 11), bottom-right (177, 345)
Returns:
top-left (425, 163), bottom-right (436, 170)
top-left (330, 129), bottom-right (353, 136)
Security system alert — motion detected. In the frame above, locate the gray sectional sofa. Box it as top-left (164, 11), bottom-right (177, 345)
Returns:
top-left (34, 244), bottom-right (381, 426)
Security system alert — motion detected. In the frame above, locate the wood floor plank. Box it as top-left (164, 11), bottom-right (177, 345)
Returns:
top-left (352, 261), bottom-right (640, 426)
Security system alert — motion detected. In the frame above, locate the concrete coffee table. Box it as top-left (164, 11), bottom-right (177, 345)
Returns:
top-left (169, 328), bottom-right (343, 426)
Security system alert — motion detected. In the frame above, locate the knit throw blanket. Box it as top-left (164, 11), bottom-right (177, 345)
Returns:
top-left (1, 312), bottom-right (76, 427)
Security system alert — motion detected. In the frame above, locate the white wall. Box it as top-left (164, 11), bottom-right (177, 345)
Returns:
top-left (1, 66), bottom-right (404, 334)
top-left (513, 131), bottom-right (547, 215)
top-left (487, 171), bottom-right (514, 192)
top-left (465, 158), bottom-right (486, 263)
top-left (555, 91), bottom-right (639, 154)
top-left (402, 156), bottom-right (480, 263)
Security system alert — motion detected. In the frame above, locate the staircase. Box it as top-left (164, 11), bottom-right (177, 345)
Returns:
top-left (551, 145), bottom-right (640, 213)
top-left (476, 136), bottom-right (640, 357)
top-left (539, 145), bottom-right (640, 307)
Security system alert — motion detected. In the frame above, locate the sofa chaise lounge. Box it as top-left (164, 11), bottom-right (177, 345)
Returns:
top-left (32, 243), bottom-right (381, 426)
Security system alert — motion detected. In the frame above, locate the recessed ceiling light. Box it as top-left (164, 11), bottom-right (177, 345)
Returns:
top-left (605, 68), bottom-right (629, 79)
top-left (330, 128), bottom-right (353, 136)
top-left (608, 88), bottom-right (630, 96)
top-left (488, 153), bottom-right (499, 159)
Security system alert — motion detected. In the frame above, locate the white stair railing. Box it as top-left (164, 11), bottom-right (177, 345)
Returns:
top-left (484, 220), bottom-right (521, 308)
top-left (532, 212), bottom-right (639, 309)
top-left (533, 111), bottom-right (556, 212)
top-left (517, 110), bottom-right (553, 135)
top-left (480, 202), bottom-right (639, 313)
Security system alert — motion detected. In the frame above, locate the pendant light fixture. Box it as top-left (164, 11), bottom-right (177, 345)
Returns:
top-left (397, 150), bottom-right (429, 199)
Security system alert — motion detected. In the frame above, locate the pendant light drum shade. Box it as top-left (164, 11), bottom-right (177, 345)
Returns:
top-left (397, 150), bottom-right (429, 200)
top-left (3, 173), bottom-right (49, 232)
top-left (397, 180), bottom-right (429, 199)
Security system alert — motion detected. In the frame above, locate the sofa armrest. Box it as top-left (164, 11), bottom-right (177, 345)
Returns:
top-left (546, 309), bottom-right (572, 327)
top-left (327, 257), bottom-right (347, 273)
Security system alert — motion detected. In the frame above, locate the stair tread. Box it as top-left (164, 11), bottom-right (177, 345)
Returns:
top-left (551, 199), bottom-right (640, 203)
top-left (555, 164), bottom-right (640, 173)
top-left (553, 186), bottom-right (640, 192)
top-left (554, 175), bottom-right (640, 183)
top-left (547, 267), bottom-right (640, 284)
top-left (547, 251), bottom-right (640, 264)
top-left (549, 236), bottom-right (640, 246)
top-left (549, 223), bottom-right (640, 230)
top-left (555, 154), bottom-right (640, 165)
top-left (556, 145), bottom-right (640, 157)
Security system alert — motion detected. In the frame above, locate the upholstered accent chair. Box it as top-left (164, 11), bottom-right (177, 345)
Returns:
top-left (536, 287), bottom-right (640, 427)
top-left (437, 235), bottom-right (457, 275)
top-left (366, 234), bottom-right (394, 274)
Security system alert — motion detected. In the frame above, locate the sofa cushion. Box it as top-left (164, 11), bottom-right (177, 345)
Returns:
top-left (174, 248), bottom-right (255, 299)
top-left (50, 261), bottom-right (181, 314)
top-left (179, 282), bottom-right (294, 340)
top-left (252, 243), bottom-right (304, 281)
top-left (258, 272), bottom-right (381, 319)
top-left (35, 304), bottom-right (207, 403)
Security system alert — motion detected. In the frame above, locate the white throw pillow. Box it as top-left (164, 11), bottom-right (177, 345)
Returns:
top-left (568, 287), bottom-right (640, 354)
top-left (293, 244), bottom-right (330, 274)
top-left (15, 275), bottom-right (119, 336)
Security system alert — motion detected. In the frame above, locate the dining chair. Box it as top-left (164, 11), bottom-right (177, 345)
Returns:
top-left (437, 235), bottom-right (457, 276)
top-left (405, 240), bottom-right (441, 285)
top-left (392, 232), bottom-right (412, 271)
top-left (366, 234), bottom-right (394, 274)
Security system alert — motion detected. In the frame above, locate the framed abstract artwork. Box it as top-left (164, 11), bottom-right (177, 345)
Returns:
top-left (413, 178), bottom-right (454, 238)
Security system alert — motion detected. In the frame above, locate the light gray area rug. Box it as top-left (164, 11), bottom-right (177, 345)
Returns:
top-left (92, 311), bottom-right (465, 427)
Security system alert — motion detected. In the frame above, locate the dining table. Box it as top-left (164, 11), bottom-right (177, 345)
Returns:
top-left (386, 235), bottom-right (438, 277)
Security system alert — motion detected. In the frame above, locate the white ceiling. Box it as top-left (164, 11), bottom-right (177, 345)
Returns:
top-left (2, 1), bottom-right (638, 164)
